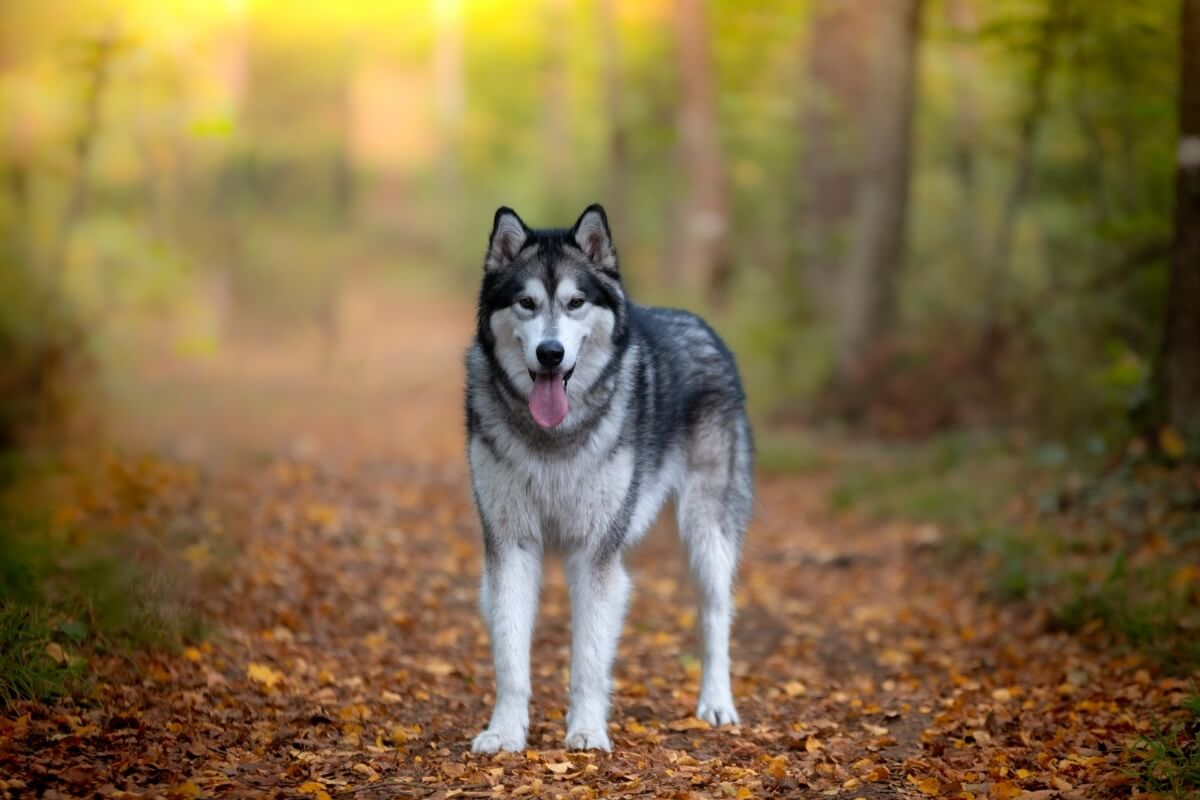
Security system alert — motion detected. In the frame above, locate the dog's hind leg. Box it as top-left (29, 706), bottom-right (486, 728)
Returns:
top-left (563, 549), bottom-right (631, 751)
top-left (472, 541), bottom-right (542, 754)
top-left (677, 416), bottom-right (753, 727)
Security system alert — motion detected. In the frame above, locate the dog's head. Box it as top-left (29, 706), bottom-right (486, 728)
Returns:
top-left (477, 204), bottom-right (627, 430)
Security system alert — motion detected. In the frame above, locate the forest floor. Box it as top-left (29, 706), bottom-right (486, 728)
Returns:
top-left (1, 282), bottom-right (1195, 799)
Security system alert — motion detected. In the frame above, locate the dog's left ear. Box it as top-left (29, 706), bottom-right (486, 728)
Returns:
top-left (570, 204), bottom-right (618, 274)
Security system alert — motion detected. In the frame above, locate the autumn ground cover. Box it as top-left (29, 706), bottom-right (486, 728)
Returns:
top-left (1, 283), bottom-right (1197, 799)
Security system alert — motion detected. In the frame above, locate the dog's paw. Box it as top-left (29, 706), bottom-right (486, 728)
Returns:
top-left (696, 699), bottom-right (740, 727)
top-left (564, 728), bottom-right (611, 752)
top-left (471, 728), bottom-right (526, 754)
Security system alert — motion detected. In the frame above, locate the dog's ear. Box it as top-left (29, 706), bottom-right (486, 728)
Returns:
top-left (570, 204), bottom-right (618, 273)
top-left (485, 207), bottom-right (531, 271)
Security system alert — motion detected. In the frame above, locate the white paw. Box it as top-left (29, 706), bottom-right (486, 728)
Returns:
top-left (564, 728), bottom-right (611, 752)
top-left (697, 697), bottom-right (740, 727)
top-left (471, 728), bottom-right (526, 754)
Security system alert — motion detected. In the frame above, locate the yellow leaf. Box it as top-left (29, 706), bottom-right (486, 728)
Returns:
top-left (668, 717), bottom-right (711, 731)
top-left (44, 642), bottom-right (68, 665)
top-left (805, 736), bottom-right (822, 753)
top-left (546, 761), bottom-right (573, 774)
top-left (735, 787), bottom-right (752, 800)
top-left (767, 754), bottom-right (787, 781)
top-left (1170, 565), bottom-right (1198, 590)
top-left (990, 781), bottom-right (1021, 800)
top-left (169, 781), bottom-right (200, 799)
top-left (183, 647), bottom-right (203, 662)
top-left (783, 681), bottom-right (806, 697)
top-left (184, 543), bottom-right (211, 569)
top-left (907, 775), bottom-right (939, 796)
top-left (246, 662), bottom-right (285, 689)
top-left (423, 658), bottom-right (455, 677)
top-left (1160, 426), bottom-right (1187, 459)
top-left (298, 782), bottom-right (332, 800)
top-left (864, 766), bottom-right (891, 782)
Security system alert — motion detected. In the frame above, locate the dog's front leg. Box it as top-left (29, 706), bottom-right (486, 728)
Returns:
top-left (563, 550), bottom-right (631, 752)
top-left (472, 541), bottom-right (542, 754)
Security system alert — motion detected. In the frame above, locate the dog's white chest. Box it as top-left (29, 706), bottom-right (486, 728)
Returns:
top-left (523, 446), bottom-right (636, 545)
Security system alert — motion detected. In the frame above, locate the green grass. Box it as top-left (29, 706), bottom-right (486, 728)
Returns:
top-left (1133, 692), bottom-right (1200, 798)
top-left (796, 431), bottom-right (1200, 671)
top-left (1053, 555), bottom-right (1200, 666)
top-left (826, 432), bottom-right (1025, 527)
top-left (0, 604), bottom-right (86, 708)
top-left (755, 430), bottom-right (829, 475)
top-left (0, 503), bottom-right (206, 708)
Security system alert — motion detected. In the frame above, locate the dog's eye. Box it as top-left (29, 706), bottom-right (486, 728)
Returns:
top-left (518, 297), bottom-right (536, 311)
top-left (567, 297), bottom-right (586, 311)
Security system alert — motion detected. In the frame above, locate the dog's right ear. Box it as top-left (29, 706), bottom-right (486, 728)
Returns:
top-left (485, 207), bottom-right (531, 271)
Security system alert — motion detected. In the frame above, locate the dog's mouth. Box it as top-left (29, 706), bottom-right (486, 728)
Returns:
top-left (527, 367), bottom-right (574, 429)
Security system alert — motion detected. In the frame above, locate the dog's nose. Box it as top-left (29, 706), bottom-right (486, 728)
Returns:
top-left (536, 340), bottom-right (565, 368)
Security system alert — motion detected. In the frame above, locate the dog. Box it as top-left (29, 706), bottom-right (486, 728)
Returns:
top-left (465, 204), bottom-right (754, 753)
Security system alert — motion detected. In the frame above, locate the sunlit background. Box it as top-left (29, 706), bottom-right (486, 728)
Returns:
top-left (0, 0), bottom-right (1181, 453)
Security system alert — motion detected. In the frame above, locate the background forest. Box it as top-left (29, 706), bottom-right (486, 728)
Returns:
top-left (2, 0), bottom-right (1200, 797)
top-left (1, 0), bottom-right (1190, 443)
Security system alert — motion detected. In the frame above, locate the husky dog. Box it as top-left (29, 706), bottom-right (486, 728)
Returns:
top-left (465, 204), bottom-right (753, 753)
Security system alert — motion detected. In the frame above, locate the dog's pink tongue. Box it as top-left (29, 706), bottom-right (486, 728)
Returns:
top-left (529, 373), bottom-right (568, 428)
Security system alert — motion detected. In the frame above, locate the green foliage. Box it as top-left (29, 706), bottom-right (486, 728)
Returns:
top-left (0, 604), bottom-right (83, 709)
top-left (0, 0), bottom-right (1185, 440)
top-left (0, 506), bottom-right (204, 707)
top-left (1134, 692), bottom-right (1200, 799)
top-left (822, 435), bottom-right (1200, 670)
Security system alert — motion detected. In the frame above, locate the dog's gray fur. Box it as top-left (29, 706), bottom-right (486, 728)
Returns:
top-left (465, 204), bottom-right (753, 753)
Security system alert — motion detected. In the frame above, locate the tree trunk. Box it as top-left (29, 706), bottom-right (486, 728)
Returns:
top-left (799, 0), bottom-right (874, 307)
top-left (835, 0), bottom-right (923, 382)
top-left (946, 0), bottom-right (983, 267)
top-left (1159, 0), bottom-right (1200, 440)
top-left (979, 1), bottom-right (1069, 340)
top-left (598, 0), bottom-right (628, 249)
top-left (673, 0), bottom-right (731, 302)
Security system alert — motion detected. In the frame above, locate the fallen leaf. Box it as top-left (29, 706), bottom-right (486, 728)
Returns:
top-left (246, 662), bottom-right (285, 689)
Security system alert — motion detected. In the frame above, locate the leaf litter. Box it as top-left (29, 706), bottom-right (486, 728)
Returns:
top-left (0, 296), bottom-right (1194, 799)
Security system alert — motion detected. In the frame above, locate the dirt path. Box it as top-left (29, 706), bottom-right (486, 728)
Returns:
top-left (0, 285), bottom-right (1182, 799)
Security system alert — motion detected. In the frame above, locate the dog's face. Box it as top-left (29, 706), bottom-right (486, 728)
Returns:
top-left (478, 205), bottom-right (626, 430)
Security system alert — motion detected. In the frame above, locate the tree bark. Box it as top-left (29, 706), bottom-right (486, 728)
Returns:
top-left (1159, 0), bottom-right (1200, 439)
top-left (673, 0), bottom-right (731, 302)
top-left (799, 0), bottom-right (874, 307)
top-left (835, 0), bottom-right (923, 382)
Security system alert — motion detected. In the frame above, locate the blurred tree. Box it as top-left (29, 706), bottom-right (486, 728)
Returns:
top-left (1159, 0), bottom-right (1200, 440)
top-left (979, 0), bottom-right (1072, 354)
top-left (434, 0), bottom-right (465, 259)
top-left (835, 0), bottom-right (924, 384)
top-left (543, 0), bottom-right (572, 210)
top-left (799, 0), bottom-right (873, 307)
top-left (946, 0), bottom-right (983, 266)
top-left (673, 0), bottom-right (731, 302)
top-left (598, 0), bottom-right (628, 247)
